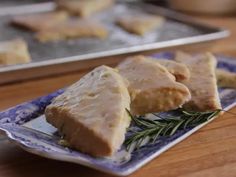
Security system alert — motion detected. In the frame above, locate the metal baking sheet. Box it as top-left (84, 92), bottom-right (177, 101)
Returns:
top-left (0, 0), bottom-right (49, 8)
top-left (0, 2), bottom-right (229, 84)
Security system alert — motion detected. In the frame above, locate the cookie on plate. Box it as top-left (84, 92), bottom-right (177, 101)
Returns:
top-left (216, 68), bottom-right (236, 89)
top-left (175, 51), bottom-right (221, 111)
top-left (155, 58), bottom-right (190, 82)
top-left (117, 55), bottom-right (191, 115)
top-left (45, 66), bottom-right (131, 157)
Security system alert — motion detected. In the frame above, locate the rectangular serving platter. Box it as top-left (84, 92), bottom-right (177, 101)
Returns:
top-left (0, 52), bottom-right (236, 176)
top-left (0, 1), bottom-right (229, 84)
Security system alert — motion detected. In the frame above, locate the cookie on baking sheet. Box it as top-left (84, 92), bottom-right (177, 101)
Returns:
top-left (117, 55), bottom-right (191, 115)
top-left (216, 68), bottom-right (236, 89)
top-left (56, 0), bottom-right (114, 17)
top-left (175, 51), bottom-right (221, 111)
top-left (0, 38), bottom-right (31, 66)
top-left (36, 19), bottom-right (108, 42)
top-left (116, 14), bottom-right (164, 35)
top-left (11, 11), bottom-right (68, 31)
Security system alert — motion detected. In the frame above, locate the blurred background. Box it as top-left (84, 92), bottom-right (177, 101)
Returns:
top-left (2, 0), bottom-right (236, 15)
top-left (0, 0), bottom-right (235, 84)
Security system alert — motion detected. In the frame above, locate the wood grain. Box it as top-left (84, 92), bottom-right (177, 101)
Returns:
top-left (1, 14), bottom-right (236, 177)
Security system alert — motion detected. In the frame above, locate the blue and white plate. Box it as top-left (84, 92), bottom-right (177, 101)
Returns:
top-left (1, 52), bottom-right (236, 176)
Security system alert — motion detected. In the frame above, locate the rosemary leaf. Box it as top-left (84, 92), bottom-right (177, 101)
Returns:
top-left (125, 109), bottom-right (221, 152)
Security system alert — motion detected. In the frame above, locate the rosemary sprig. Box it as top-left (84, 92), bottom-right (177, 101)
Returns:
top-left (124, 109), bottom-right (221, 152)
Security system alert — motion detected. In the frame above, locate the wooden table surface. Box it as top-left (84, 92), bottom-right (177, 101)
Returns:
top-left (1, 14), bottom-right (236, 177)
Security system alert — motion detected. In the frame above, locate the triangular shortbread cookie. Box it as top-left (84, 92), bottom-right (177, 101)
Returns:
top-left (175, 51), bottom-right (221, 111)
top-left (117, 55), bottom-right (191, 115)
top-left (45, 66), bottom-right (130, 157)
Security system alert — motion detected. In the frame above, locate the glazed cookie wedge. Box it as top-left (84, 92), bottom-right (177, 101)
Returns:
top-left (36, 19), bottom-right (108, 42)
top-left (154, 58), bottom-right (190, 82)
top-left (45, 66), bottom-right (131, 157)
top-left (116, 14), bottom-right (164, 35)
top-left (0, 38), bottom-right (31, 65)
top-left (56, 0), bottom-right (114, 17)
top-left (216, 68), bottom-right (236, 89)
top-left (11, 11), bottom-right (68, 31)
top-left (117, 55), bottom-right (191, 115)
top-left (175, 51), bottom-right (221, 111)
